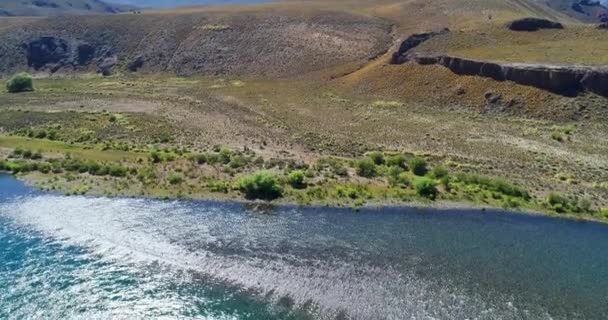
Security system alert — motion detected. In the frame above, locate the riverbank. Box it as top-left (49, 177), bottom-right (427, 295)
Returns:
top-left (2, 146), bottom-right (606, 225)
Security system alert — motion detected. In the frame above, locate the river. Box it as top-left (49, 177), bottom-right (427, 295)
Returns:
top-left (1, 174), bottom-right (607, 319)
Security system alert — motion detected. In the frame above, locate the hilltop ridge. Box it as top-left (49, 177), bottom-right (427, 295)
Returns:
top-left (0, 0), bottom-right (128, 16)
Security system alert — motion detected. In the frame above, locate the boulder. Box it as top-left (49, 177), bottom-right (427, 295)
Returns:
top-left (507, 18), bottom-right (564, 31)
top-left (98, 56), bottom-right (117, 76)
top-left (127, 56), bottom-right (144, 72)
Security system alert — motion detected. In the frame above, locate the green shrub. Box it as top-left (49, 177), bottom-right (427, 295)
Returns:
top-left (37, 162), bottom-right (51, 174)
top-left (168, 173), bottom-right (183, 185)
top-left (455, 173), bottom-right (529, 200)
top-left (386, 154), bottom-right (408, 169)
top-left (355, 158), bottom-right (377, 178)
top-left (108, 165), bottom-right (127, 177)
top-left (22, 149), bottom-right (32, 159)
top-left (366, 151), bottom-right (385, 165)
top-left (91, 164), bottom-right (109, 176)
top-left (137, 167), bottom-right (156, 184)
top-left (208, 180), bottom-right (229, 193)
top-left (547, 193), bottom-right (567, 207)
top-left (192, 153), bottom-right (207, 164)
top-left (229, 155), bottom-right (248, 169)
top-left (387, 166), bottom-right (404, 186)
top-left (287, 170), bottom-right (306, 189)
top-left (205, 153), bottom-right (220, 165)
top-left (414, 177), bottom-right (438, 199)
top-left (6, 73), bottom-right (34, 93)
top-left (30, 151), bottom-right (43, 160)
top-left (34, 130), bottom-right (47, 139)
top-left (550, 131), bottom-right (564, 142)
top-left (238, 171), bottom-right (282, 200)
top-left (148, 150), bottom-right (162, 163)
top-left (219, 148), bottom-right (232, 164)
top-left (62, 159), bottom-right (86, 172)
top-left (409, 157), bottom-right (428, 176)
top-left (439, 175), bottom-right (451, 191)
top-left (315, 157), bottom-right (348, 177)
top-left (430, 166), bottom-right (448, 179)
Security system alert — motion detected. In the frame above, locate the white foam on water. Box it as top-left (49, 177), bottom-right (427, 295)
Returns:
top-left (0, 195), bottom-right (554, 319)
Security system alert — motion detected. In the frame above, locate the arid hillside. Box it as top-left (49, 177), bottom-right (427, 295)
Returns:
top-left (1, 0), bottom-right (608, 119)
top-left (0, 0), bottom-right (126, 16)
top-left (0, 5), bottom-right (392, 78)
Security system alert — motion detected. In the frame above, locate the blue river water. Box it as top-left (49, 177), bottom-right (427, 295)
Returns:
top-left (1, 174), bottom-right (607, 319)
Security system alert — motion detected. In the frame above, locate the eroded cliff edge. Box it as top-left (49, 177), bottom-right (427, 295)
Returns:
top-left (391, 30), bottom-right (608, 97)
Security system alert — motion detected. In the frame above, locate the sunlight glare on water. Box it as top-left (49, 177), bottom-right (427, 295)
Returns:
top-left (1, 176), bottom-right (608, 319)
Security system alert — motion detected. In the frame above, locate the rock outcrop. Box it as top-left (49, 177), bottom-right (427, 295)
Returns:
top-left (127, 56), bottom-right (144, 72)
top-left (23, 36), bottom-right (116, 75)
top-left (25, 36), bottom-right (70, 72)
top-left (401, 53), bottom-right (608, 97)
top-left (391, 28), bottom-right (449, 64)
top-left (507, 17), bottom-right (564, 31)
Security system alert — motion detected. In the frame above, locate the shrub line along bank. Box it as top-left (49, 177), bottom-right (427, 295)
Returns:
top-left (1, 141), bottom-right (605, 221)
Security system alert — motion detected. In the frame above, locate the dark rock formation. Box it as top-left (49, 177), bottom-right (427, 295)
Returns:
top-left (25, 36), bottom-right (70, 71)
top-left (77, 43), bottom-right (96, 65)
top-left (391, 28), bottom-right (449, 64)
top-left (98, 56), bottom-right (117, 76)
top-left (401, 53), bottom-right (608, 97)
top-left (571, 2), bottom-right (584, 14)
top-left (597, 22), bottom-right (608, 29)
top-left (127, 56), bottom-right (144, 72)
top-left (23, 36), bottom-right (117, 74)
top-left (507, 18), bottom-right (564, 31)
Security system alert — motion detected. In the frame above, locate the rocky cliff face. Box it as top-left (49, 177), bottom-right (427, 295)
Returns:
top-left (391, 29), bottom-right (449, 64)
top-left (402, 53), bottom-right (608, 97)
top-left (22, 36), bottom-right (117, 74)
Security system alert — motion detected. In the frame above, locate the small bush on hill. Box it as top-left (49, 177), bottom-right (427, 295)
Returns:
top-left (6, 73), bottom-right (34, 93)
top-left (315, 157), bottom-right (348, 177)
top-left (238, 171), bottom-right (282, 200)
top-left (414, 177), bottom-right (438, 199)
top-left (219, 148), bottom-right (233, 164)
top-left (355, 158), bottom-right (377, 178)
top-left (229, 155), bottom-right (248, 169)
top-left (386, 154), bottom-right (408, 169)
top-left (108, 165), bottom-right (128, 177)
top-left (366, 151), bottom-right (385, 165)
top-left (409, 157), bottom-right (428, 176)
top-left (288, 170), bottom-right (306, 189)
top-left (430, 166), bottom-right (448, 179)
top-left (387, 166), bottom-right (411, 187)
top-left (168, 173), bottom-right (183, 185)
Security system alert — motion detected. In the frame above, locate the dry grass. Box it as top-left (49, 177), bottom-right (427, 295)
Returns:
top-left (416, 25), bottom-right (608, 66)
